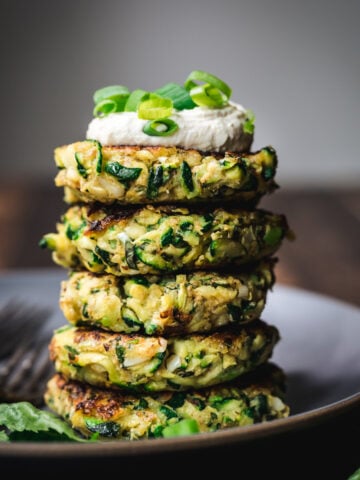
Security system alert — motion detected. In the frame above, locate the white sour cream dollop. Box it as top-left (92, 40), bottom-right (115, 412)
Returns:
top-left (86, 102), bottom-right (253, 153)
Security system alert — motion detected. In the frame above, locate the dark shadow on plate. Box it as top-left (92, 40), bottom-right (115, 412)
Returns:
top-left (286, 371), bottom-right (360, 414)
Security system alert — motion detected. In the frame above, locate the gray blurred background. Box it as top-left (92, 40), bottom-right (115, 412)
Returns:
top-left (1, 0), bottom-right (359, 187)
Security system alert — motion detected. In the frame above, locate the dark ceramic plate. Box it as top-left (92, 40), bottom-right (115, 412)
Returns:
top-left (0, 268), bottom-right (359, 459)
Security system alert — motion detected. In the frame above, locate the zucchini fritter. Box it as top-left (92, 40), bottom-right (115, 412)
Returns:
top-left (60, 260), bottom-right (275, 335)
top-left (44, 363), bottom-right (289, 440)
top-left (49, 320), bottom-right (279, 392)
top-left (54, 142), bottom-right (278, 206)
top-left (41, 204), bottom-right (289, 276)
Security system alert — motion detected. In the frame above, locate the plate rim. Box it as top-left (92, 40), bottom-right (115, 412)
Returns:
top-left (0, 269), bottom-right (359, 456)
top-left (0, 392), bottom-right (359, 458)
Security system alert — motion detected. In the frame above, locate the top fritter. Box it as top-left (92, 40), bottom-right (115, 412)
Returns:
top-left (56, 144), bottom-right (277, 206)
top-left (54, 70), bottom-right (277, 206)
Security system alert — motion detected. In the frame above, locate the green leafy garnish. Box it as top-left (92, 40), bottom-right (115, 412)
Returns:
top-left (91, 70), bottom-right (243, 138)
top-left (0, 402), bottom-right (88, 442)
top-left (184, 70), bottom-right (232, 100)
top-left (189, 83), bottom-right (228, 108)
top-left (93, 85), bottom-right (130, 117)
top-left (348, 467), bottom-right (360, 480)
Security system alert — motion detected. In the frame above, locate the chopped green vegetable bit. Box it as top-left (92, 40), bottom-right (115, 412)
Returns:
top-left (243, 109), bottom-right (256, 134)
top-left (115, 344), bottom-right (125, 363)
top-left (181, 161), bottom-right (194, 192)
top-left (162, 418), bottom-right (200, 438)
top-left (132, 276), bottom-right (150, 286)
top-left (159, 405), bottom-right (178, 419)
top-left (75, 153), bottom-right (88, 179)
top-left (263, 226), bottom-right (283, 246)
top-left (146, 165), bottom-right (164, 198)
top-left (38, 236), bottom-right (56, 251)
top-left (166, 393), bottom-right (186, 409)
top-left (85, 418), bottom-right (120, 438)
top-left (227, 304), bottom-right (243, 322)
top-left (161, 228), bottom-right (174, 247)
top-left (105, 161), bottom-right (142, 185)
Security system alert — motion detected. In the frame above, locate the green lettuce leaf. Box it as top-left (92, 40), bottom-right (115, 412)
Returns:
top-left (0, 402), bottom-right (88, 442)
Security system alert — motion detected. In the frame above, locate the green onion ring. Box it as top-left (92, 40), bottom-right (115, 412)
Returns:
top-left (143, 118), bottom-right (179, 136)
top-left (124, 89), bottom-right (149, 112)
top-left (93, 85), bottom-right (130, 104)
top-left (190, 84), bottom-right (228, 108)
top-left (138, 97), bottom-right (173, 120)
top-left (184, 70), bottom-right (232, 100)
top-left (93, 99), bottom-right (118, 117)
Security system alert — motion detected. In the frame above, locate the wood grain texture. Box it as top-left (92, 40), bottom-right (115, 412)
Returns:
top-left (263, 189), bottom-right (360, 307)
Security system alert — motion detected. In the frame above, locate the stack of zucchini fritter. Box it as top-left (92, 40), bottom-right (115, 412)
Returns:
top-left (41, 141), bottom-right (291, 440)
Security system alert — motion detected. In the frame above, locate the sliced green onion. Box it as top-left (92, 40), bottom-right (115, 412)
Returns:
top-left (93, 85), bottom-right (130, 117)
top-left (143, 118), bottom-right (178, 137)
top-left (138, 96), bottom-right (173, 120)
top-left (154, 83), bottom-right (196, 110)
top-left (243, 109), bottom-right (256, 134)
top-left (93, 99), bottom-right (118, 117)
top-left (125, 89), bottom-right (149, 112)
top-left (162, 419), bottom-right (200, 438)
top-left (189, 84), bottom-right (228, 108)
top-left (184, 70), bottom-right (232, 100)
top-left (93, 85), bottom-right (130, 104)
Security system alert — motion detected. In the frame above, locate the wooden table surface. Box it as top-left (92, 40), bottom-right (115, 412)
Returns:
top-left (0, 182), bottom-right (359, 476)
